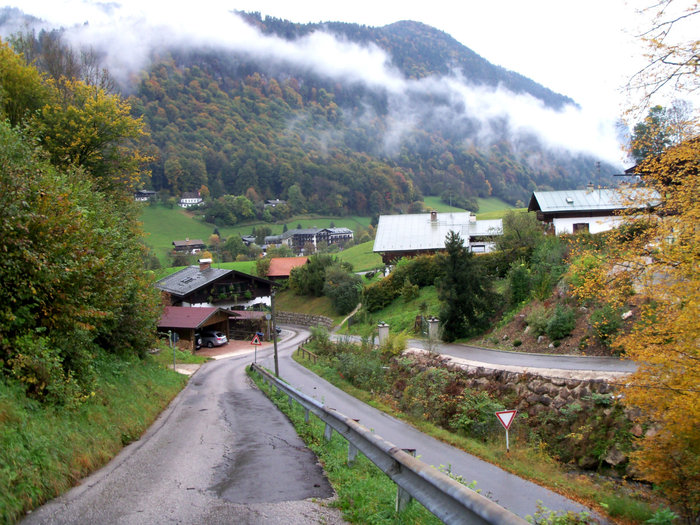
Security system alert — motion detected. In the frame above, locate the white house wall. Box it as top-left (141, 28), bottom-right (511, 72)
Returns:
top-left (552, 216), bottom-right (625, 235)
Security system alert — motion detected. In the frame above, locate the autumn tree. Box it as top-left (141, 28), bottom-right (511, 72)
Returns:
top-left (627, 0), bottom-right (699, 112)
top-left (29, 79), bottom-right (151, 194)
top-left (569, 138), bottom-right (700, 522)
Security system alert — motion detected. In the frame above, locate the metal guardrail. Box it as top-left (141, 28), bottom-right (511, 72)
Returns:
top-left (250, 362), bottom-right (527, 525)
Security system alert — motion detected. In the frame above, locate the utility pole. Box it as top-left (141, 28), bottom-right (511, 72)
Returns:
top-left (271, 290), bottom-right (279, 377)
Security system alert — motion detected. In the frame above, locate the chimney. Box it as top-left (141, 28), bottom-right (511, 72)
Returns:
top-left (430, 211), bottom-right (438, 222)
top-left (586, 182), bottom-right (594, 194)
top-left (199, 258), bottom-right (212, 272)
top-left (469, 213), bottom-right (476, 223)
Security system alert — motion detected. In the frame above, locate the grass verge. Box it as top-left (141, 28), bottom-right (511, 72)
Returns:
top-left (0, 355), bottom-right (187, 523)
top-left (291, 351), bottom-right (658, 524)
top-left (246, 366), bottom-right (442, 524)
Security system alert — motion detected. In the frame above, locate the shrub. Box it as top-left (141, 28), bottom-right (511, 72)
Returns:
top-left (526, 305), bottom-right (550, 337)
top-left (507, 260), bottom-right (531, 306)
top-left (449, 390), bottom-right (505, 440)
top-left (401, 277), bottom-right (419, 302)
top-left (590, 305), bottom-right (623, 347)
top-left (546, 306), bottom-right (576, 340)
top-left (335, 352), bottom-right (384, 392)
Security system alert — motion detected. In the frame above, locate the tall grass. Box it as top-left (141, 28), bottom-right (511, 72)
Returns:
top-left (336, 241), bottom-right (383, 272)
top-left (0, 355), bottom-right (186, 523)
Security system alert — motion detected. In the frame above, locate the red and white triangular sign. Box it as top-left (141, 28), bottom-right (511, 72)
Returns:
top-left (251, 334), bottom-right (261, 345)
top-left (495, 410), bottom-right (517, 430)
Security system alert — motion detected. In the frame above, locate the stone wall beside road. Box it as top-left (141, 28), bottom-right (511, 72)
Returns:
top-left (277, 311), bottom-right (333, 329)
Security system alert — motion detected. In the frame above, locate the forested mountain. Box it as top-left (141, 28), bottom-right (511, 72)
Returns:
top-left (2, 9), bottom-right (617, 214)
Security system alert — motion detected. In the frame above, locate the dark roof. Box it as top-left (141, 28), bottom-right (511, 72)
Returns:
top-left (172, 239), bottom-right (205, 248)
top-left (156, 265), bottom-right (232, 296)
top-left (158, 306), bottom-right (224, 329)
top-left (156, 265), bottom-right (278, 298)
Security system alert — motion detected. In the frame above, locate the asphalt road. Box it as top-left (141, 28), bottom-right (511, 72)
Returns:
top-left (333, 334), bottom-right (637, 375)
top-left (21, 344), bottom-right (344, 525)
top-left (258, 327), bottom-right (601, 520)
top-left (22, 327), bottom-right (614, 524)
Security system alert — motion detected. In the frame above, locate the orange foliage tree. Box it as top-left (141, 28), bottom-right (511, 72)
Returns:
top-left (569, 137), bottom-right (699, 521)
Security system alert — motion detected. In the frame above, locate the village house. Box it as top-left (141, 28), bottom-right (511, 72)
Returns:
top-left (373, 211), bottom-right (502, 265)
top-left (155, 258), bottom-right (276, 309)
top-left (172, 239), bottom-right (206, 254)
top-left (178, 192), bottom-right (203, 208)
top-left (265, 227), bottom-right (354, 253)
top-left (527, 186), bottom-right (660, 235)
top-left (266, 257), bottom-right (309, 280)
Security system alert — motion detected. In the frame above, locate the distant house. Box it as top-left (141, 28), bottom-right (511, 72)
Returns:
top-left (134, 189), bottom-right (156, 202)
top-left (172, 239), bottom-right (206, 254)
top-left (264, 199), bottom-right (287, 208)
top-left (156, 258), bottom-right (276, 308)
top-left (265, 227), bottom-right (354, 253)
top-left (267, 257), bottom-right (309, 280)
top-left (179, 192), bottom-right (203, 208)
top-left (373, 211), bottom-right (502, 264)
top-left (528, 187), bottom-right (661, 235)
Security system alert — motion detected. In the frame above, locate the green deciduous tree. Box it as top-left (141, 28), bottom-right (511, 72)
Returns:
top-left (0, 120), bottom-right (160, 403)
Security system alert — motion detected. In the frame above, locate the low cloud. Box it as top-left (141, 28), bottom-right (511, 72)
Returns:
top-left (6, 1), bottom-right (624, 163)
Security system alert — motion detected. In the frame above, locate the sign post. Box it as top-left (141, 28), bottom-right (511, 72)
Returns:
top-left (495, 410), bottom-right (517, 453)
top-left (251, 333), bottom-right (262, 363)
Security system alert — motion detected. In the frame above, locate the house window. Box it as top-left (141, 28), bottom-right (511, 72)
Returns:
top-left (573, 223), bottom-right (589, 233)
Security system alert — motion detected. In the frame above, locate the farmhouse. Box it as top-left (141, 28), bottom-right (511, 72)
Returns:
top-left (178, 192), bottom-right (203, 208)
top-left (373, 211), bottom-right (502, 265)
top-left (134, 189), bottom-right (156, 202)
top-left (156, 258), bottom-right (276, 309)
top-left (172, 238), bottom-right (206, 254)
top-left (528, 187), bottom-right (660, 235)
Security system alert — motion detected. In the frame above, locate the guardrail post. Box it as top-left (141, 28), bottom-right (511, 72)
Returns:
top-left (396, 449), bottom-right (416, 512)
top-left (347, 442), bottom-right (358, 466)
top-left (288, 394), bottom-right (293, 407)
top-left (304, 409), bottom-right (310, 423)
top-left (324, 423), bottom-right (333, 441)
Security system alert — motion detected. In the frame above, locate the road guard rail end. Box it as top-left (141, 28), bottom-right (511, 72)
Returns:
top-left (250, 362), bottom-right (527, 525)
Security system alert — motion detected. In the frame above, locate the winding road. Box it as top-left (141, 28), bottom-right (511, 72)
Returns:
top-left (22, 326), bottom-right (628, 523)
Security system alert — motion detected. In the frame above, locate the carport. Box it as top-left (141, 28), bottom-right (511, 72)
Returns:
top-left (158, 306), bottom-right (231, 352)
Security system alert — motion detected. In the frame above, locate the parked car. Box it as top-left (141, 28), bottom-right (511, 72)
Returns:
top-left (198, 330), bottom-right (228, 348)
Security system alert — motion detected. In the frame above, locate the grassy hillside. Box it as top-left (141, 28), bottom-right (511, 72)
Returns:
top-left (336, 241), bottom-right (383, 272)
top-left (140, 204), bottom-right (372, 265)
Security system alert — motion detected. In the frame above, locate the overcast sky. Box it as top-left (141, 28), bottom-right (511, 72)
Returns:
top-left (5, 0), bottom-right (679, 164)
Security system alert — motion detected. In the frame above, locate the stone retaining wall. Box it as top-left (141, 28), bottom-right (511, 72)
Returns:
top-left (276, 311), bottom-right (333, 329)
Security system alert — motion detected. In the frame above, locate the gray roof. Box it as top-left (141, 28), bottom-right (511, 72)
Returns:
top-left (373, 213), bottom-right (502, 253)
top-left (529, 188), bottom-right (661, 213)
top-left (326, 227), bottom-right (353, 234)
top-left (155, 265), bottom-right (232, 297)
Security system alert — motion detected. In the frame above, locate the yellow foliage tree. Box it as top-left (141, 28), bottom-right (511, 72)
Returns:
top-left (569, 138), bottom-right (699, 521)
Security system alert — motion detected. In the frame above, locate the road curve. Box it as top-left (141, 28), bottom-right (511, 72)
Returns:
top-left (260, 327), bottom-right (601, 521)
top-left (22, 345), bottom-right (343, 525)
top-left (332, 334), bottom-right (637, 375)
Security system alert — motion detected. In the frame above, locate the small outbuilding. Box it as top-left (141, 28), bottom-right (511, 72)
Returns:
top-left (158, 306), bottom-right (231, 351)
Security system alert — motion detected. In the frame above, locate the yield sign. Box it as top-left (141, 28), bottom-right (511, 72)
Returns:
top-left (251, 334), bottom-right (261, 345)
top-left (495, 410), bottom-right (517, 430)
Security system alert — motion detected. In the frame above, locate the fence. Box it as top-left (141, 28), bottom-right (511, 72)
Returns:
top-left (250, 363), bottom-right (527, 525)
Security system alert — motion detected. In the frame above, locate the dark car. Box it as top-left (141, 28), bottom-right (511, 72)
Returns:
top-left (199, 330), bottom-right (228, 348)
